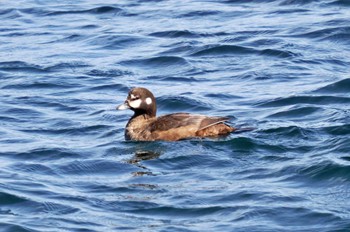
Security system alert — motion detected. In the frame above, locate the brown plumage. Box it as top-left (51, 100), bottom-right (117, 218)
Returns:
top-left (117, 87), bottom-right (235, 141)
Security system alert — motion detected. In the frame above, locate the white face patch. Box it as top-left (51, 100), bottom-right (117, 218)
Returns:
top-left (145, 97), bottom-right (152, 105)
top-left (128, 99), bottom-right (142, 109)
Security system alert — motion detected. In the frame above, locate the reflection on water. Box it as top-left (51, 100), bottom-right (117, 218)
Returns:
top-left (130, 150), bottom-right (161, 163)
top-left (128, 150), bottom-right (161, 176)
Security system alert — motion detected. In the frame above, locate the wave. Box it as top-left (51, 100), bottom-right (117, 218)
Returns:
top-left (0, 190), bottom-right (78, 215)
top-left (267, 106), bottom-right (323, 119)
top-left (322, 124), bottom-right (350, 136)
top-left (259, 48), bottom-right (300, 58)
top-left (279, 0), bottom-right (317, 5)
top-left (120, 56), bottom-right (189, 69)
top-left (190, 45), bottom-right (299, 59)
top-left (257, 95), bottom-right (350, 107)
top-left (157, 95), bottom-right (212, 111)
top-left (0, 61), bottom-right (91, 74)
top-left (1, 146), bottom-right (83, 161)
top-left (298, 160), bottom-right (350, 183)
top-left (16, 97), bottom-right (82, 112)
top-left (128, 205), bottom-right (231, 218)
top-left (10, 163), bottom-right (58, 176)
top-left (328, 0), bottom-right (350, 6)
top-left (149, 30), bottom-right (200, 38)
top-left (191, 45), bottom-right (256, 56)
top-left (20, 124), bottom-right (113, 137)
top-left (3, 107), bottom-right (45, 118)
top-left (143, 75), bottom-right (199, 82)
top-left (224, 0), bottom-right (275, 3)
top-left (2, 82), bottom-right (78, 90)
top-left (87, 83), bottom-right (128, 91)
top-left (0, 61), bottom-right (46, 73)
top-left (86, 69), bottom-right (132, 78)
top-left (45, 62), bottom-right (91, 71)
top-left (205, 93), bottom-right (243, 100)
top-left (20, 6), bottom-right (126, 16)
top-left (87, 34), bottom-right (149, 50)
top-left (55, 159), bottom-right (137, 175)
top-left (260, 125), bottom-right (314, 139)
top-left (0, 223), bottom-right (34, 232)
top-left (314, 78), bottom-right (350, 94)
top-left (292, 26), bottom-right (350, 44)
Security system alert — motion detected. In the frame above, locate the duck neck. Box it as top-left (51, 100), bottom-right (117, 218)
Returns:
top-left (132, 106), bottom-right (156, 119)
top-left (132, 109), bottom-right (156, 120)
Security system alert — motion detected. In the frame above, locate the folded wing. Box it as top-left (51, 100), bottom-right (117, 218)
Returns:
top-left (149, 113), bottom-right (233, 140)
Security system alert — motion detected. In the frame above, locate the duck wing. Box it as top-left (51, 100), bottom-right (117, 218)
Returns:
top-left (150, 113), bottom-right (230, 132)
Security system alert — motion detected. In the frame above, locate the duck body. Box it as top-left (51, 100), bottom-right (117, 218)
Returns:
top-left (117, 87), bottom-right (235, 141)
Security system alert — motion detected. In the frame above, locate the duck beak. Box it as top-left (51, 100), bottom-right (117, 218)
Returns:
top-left (117, 102), bottom-right (130, 110)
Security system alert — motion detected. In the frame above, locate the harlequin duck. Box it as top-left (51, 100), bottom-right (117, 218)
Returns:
top-left (117, 87), bottom-right (236, 141)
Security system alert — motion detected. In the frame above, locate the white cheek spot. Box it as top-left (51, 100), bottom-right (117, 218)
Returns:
top-left (130, 94), bottom-right (136, 100)
top-left (129, 99), bottom-right (142, 108)
top-left (145, 97), bottom-right (152, 105)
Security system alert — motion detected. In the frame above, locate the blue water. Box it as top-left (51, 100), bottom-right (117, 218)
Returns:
top-left (1, 0), bottom-right (350, 231)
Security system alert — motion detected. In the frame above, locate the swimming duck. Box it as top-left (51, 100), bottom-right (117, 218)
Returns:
top-left (117, 87), bottom-right (235, 141)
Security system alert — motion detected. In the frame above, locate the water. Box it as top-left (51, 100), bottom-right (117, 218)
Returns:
top-left (1, 0), bottom-right (350, 231)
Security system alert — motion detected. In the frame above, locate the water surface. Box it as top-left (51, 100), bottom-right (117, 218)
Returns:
top-left (1, 0), bottom-right (350, 231)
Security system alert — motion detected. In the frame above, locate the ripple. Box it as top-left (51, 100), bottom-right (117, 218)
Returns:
top-left (38, 6), bottom-right (125, 16)
top-left (45, 62), bottom-right (91, 72)
top-left (55, 159), bottom-right (138, 176)
top-left (260, 125), bottom-right (315, 140)
top-left (86, 69), bottom-right (132, 78)
top-left (157, 95), bottom-right (212, 111)
top-left (322, 124), bottom-right (350, 136)
top-left (209, 137), bottom-right (258, 152)
top-left (120, 56), bottom-right (191, 75)
top-left (279, 0), bottom-right (316, 5)
top-left (314, 78), bottom-right (350, 94)
top-left (180, 10), bottom-right (221, 18)
top-left (121, 56), bottom-right (189, 67)
top-left (0, 224), bottom-right (33, 232)
top-left (3, 107), bottom-right (44, 118)
top-left (10, 163), bottom-right (58, 176)
top-left (149, 30), bottom-right (200, 38)
top-left (190, 45), bottom-right (299, 59)
top-left (0, 192), bottom-right (28, 205)
top-left (88, 34), bottom-right (149, 50)
top-left (191, 45), bottom-right (256, 56)
top-left (299, 160), bottom-right (350, 183)
top-left (292, 26), bottom-right (350, 44)
top-left (20, 124), bottom-right (113, 137)
top-left (0, 61), bottom-right (46, 73)
top-left (267, 106), bottom-right (323, 119)
top-left (204, 93), bottom-right (242, 100)
top-left (2, 81), bottom-right (79, 90)
top-left (87, 83), bottom-right (128, 91)
top-left (127, 205), bottom-right (229, 218)
top-left (0, 8), bottom-right (22, 20)
top-left (0, 191), bottom-right (42, 214)
top-left (328, 0), bottom-right (350, 6)
top-left (258, 95), bottom-right (350, 107)
top-left (143, 75), bottom-right (199, 82)
top-left (259, 48), bottom-right (300, 58)
top-left (2, 147), bottom-right (83, 161)
top-left (41, 201), bottom-right (79, 215)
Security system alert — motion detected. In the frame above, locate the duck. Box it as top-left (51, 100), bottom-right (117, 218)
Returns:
top-left (117, 87), bottom-right (236, 141)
